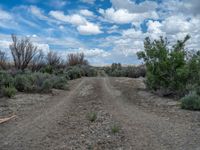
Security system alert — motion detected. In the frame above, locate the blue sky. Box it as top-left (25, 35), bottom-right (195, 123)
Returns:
top-left (0, 0), bottom-right (200, 65)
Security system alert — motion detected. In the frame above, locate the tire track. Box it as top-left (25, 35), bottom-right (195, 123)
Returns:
top-left (0, 78), bottom-right (86, 150)
top-left (101, 77), bottom-right (200, 150)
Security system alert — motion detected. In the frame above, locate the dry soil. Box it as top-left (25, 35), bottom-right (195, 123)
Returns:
top-left (0, 77), bottom-right (200, 150)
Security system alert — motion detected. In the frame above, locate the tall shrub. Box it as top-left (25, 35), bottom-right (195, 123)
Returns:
top-left (9, 34), bottom-right (38, 70)
top-left (66, 53), bottom-right (88, 66)
top-left (137, 35), bottom-right (190, 96)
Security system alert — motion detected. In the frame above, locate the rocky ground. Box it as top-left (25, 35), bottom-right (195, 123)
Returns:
top-left (0, 77), bottom-right (200, 150)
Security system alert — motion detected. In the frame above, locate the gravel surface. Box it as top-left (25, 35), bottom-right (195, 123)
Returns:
top-left (0, 77), bottom-right (200, 150)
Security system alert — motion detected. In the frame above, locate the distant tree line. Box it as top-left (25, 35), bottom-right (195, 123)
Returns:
top-left (104, 63), bottom-right (146, 78)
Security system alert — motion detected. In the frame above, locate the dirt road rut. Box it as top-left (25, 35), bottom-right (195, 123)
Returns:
top-left (0, 77), bottom-right (200, 150)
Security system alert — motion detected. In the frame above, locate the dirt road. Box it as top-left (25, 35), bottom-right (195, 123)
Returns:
top-left (1, 77), bottom-right (200, 150)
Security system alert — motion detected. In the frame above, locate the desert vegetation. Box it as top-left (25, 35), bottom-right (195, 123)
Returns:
top-left (0, 35), bottom-right (147, 99)
top-left (87, 112), bottom-right (97, 122)
top-left (0, 34), bottom-right (98, 98)
top-left (1, 34), bottom-right (200, 149)
top-left (1, 34), bottom-right (200, 111)
top-left (104, 63), bottom-right (146, 78)
top-left (111, 124), bottom-right (120, 134)
top-left (2, 0), bottom-right (200, 149)
top-left (137, 35), bottom-right (200, 110)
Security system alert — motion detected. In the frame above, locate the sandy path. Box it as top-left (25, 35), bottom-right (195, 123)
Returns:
top-left (0, 77), bottom-right (200, 150)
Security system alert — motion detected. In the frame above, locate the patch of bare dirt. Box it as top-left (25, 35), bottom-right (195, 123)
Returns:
top-left (0, 77), bottom-right (200, 150)
top-left (103, 77), bottom-right (200, 150)
top-left (45, 78), bottom-right (130, 149)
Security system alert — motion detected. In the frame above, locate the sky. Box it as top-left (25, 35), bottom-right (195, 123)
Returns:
top-left (0, 0), bottom-right (200, 65)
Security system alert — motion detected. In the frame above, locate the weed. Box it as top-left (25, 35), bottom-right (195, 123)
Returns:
top-left (87, 112), bottom-right (97, 122)
top-left (111, 124), bottom-right (120, 134)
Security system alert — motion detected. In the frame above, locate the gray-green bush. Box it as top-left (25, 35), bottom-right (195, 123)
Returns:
top-left (3, 86), bottom-right (17, 98)
top-left (51, 76), bottom-right (68, 90)
top-left (12, 72), bottom-right (68, 94)
top-left (65, 66), bottom-right (83, 80)
top-left (81, 65), bottom-right (98, 77)
top-left (41, 79), bottom-right (53, 92)
top-left (0, 71), bottom-right (15, 97)
top-left (1, 65), bottom-right (97, 97)
top-left (181, 92), bottom-right (200, 110)
top-left (104, 63), bottom-right (146, 78)
top-left (14, 74), bottom-right (32, 92)
top-left (0, 71), bottom-right (14, 88)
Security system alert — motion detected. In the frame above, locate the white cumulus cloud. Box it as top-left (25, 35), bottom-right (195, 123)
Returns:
top-left (29, 5), bottom-right (48, 20)
top-left (49, 11), bottom-right (87, 25)
top-left (77, 22), bottom-right (102, 35)
top-left (111, 0), bottom-right (158, 13)
top-left (99, 7), bottom-right (158, 25)
top-left (80, 9), bottom-right (95, 17)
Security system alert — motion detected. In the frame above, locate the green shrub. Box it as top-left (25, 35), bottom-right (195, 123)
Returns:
top-left (14, 72), bottom-right (68, 93)
top-left (41, 65), bottom-right (53, 74)
top-left (14, 74), bottom-right (32, 92)
top-left (14, 73), bottom-right (52, 93)
top-left (137, 35), bottom-right (190, 96)
top-left (111, 69), bottom-right (124, 77)
top-left (66, 66), bottom-right (83, 80)
top-left (80, 65), bottom-right (98, 77)
top-left (186, 84), bottom-right (200, 96)
top-left (187, 51), bottom-right (200, 91)
top-left (103, 63), bottom-right (145, 78)
top-left (111, 63), bottom-right (122, 71)
top-left (54, 69), bottom-right (64, 76)
top-left (181, 92), bottom-right (200, 110)
top-left (124, 66), bottom-right (135, 77)
top-left (51, 76), bottom-right (68, 90)
top-left (0, 72), bottom-right (15, 97)
top-left (105, 63), bottom-right (124, 77)
top-left (33, 72), bottom-right (51, 88)
top-left (0, 72), bottom-right (14, 88)
top-left (104, 66), bottom-right (112, 75)
top-left (65, 65), bottom-right (98, 79)
top-left (87, 68), bottom-right (98, 77)
top-left (41, 79), bottom-right (53, 92)
top-left (133, 65), bottom-right (146, 78)
top-left (3, 86), bottom-right (17, 98)
top-left (64, 72), bottom-right (70, 80)
top-left (195, 86), bottom-right (200, 96)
